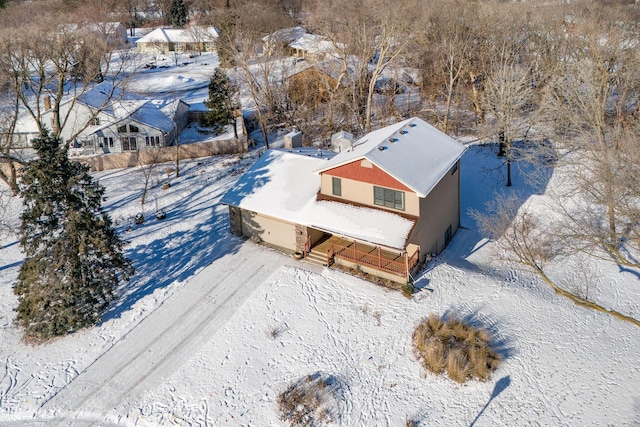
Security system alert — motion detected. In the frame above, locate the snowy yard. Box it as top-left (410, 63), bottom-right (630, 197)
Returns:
top-left (0, 141), bottom-right (638, 426)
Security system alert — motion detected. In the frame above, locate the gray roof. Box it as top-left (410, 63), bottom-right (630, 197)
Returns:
top-left (315, 117), bottom-right (467, 198)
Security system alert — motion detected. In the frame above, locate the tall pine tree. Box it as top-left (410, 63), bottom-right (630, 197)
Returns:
top-left (14, 132), bottom-right (133, 340)
top-left (200, 69), bottom-right (237, 135)
top-left (169, 0), bottom-right (187, 28)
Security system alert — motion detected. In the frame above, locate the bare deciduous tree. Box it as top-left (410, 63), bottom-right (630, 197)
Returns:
top-left (542, 16), bottom-right (640, 267)
top-left (474, 194), bottom-right (640, 327)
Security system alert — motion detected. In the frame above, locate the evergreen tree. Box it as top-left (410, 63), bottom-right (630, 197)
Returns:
top-left (169, 0), bottom-right (187, 28)
top-left (201, 69), bottom-right (237, 134)
top-left (14, 132), bottom-right (133, 340)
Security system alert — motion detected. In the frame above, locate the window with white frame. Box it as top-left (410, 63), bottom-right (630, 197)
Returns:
top-left (145, 136), bottom-right (161, 147)
top-left (101, 137), bottom-right (114, 148)
top-left (122, 137), bottom-right (137, 151)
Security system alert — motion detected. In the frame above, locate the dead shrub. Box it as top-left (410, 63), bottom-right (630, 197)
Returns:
top-left (277, 372), bottom-right (341, 426)
top-left (413, 314), bottom-right (501, 383)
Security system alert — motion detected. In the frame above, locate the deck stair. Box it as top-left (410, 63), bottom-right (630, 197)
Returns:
top-left (304, 247), bottom-right (329, 266)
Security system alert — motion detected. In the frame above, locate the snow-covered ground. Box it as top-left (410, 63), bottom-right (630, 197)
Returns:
top-left (0, 50), bottom-right (639, 426)
top-left (0, 143), bottom-right (638, 426)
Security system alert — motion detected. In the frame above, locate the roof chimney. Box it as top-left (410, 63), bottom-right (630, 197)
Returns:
top-left (44, 96), bottom-right (51, 111)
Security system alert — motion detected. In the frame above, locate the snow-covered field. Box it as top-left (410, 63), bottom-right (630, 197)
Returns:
top-left (0, 144), bottom-right (638, 426)
top-left (0, 52), bottom-right (639, 426)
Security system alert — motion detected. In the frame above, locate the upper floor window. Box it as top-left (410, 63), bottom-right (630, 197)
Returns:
top-left (91, 117), bottom-right (100, 126)
top-left (374, 186), bottom-right (404, 211)
top-left (118, 124), bottom-right (139, 133)
top-left (332, 177), bottom-right (341, 196)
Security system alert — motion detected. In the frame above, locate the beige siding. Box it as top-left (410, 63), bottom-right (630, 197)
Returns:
top-left (320, 175), bottom-right (420, 216)
top-left (240, 211), bottom-right (297, 251)
top-left (416, 161), bottom-right (461, 256)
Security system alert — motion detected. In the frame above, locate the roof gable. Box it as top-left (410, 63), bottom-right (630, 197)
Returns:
top-left (322, 160), bottom-right (413, 192)
top-left (315, 117), bottom-right (467, 197)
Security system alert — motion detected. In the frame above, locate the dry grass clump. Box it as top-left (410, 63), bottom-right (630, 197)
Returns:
top-left (413, 314), bottom-right (500, 383)
top-left (277, 372), bottom-right (340, 426)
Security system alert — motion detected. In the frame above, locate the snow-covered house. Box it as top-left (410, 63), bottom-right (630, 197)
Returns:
top-left (221, 117), bottom-right (467, 283)
top-left (30, 83), bottom-right (189, 153)
top-left (289, 33), bottom-right (340, 60)
top-left (262, 26), bottom-right (307, 55)
top-left (136, 26), bottom-right (218, 53)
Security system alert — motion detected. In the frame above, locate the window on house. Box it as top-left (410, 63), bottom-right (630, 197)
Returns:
top-left (444, 224), bottom-right (453, 244)
top-left (117, 124), bottom-right (127, 133)
top-left (332, 177), bottom-right (341, 196)
top-left (122, 137), bottom-right (137, 151)
top-left (374, 186), bottom-right (404, 210)
top-left (101, 137), bottom-right (114, 148)
top-left (129, 124), bottom-right (139, 133)
top-left (146, 136), bottom-right (161, 147)
top-left (91, 117), bottom-right (100, 126)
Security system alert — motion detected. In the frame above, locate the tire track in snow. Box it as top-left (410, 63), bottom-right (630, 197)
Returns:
top-left (39, 244), bottom-right (290, 420)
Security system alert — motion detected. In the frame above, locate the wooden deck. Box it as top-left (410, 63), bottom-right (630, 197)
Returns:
top-left (310, 235), bottom-right (417, 278)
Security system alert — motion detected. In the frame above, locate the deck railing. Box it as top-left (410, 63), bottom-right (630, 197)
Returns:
top-left (327, 241), bottom-right (420, 278)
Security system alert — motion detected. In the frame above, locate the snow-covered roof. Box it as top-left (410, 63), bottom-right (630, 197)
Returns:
top-left (289, 34), bottom-right (340, 57)
top-left (315, 117), bottom-right (467, 198)
top-left (137, 27), bottom-right (218, 44)
top-left (262, 26), bottom-right (307, 44)
top-left (221, 149), bottom-right (416, 250)
top-left (86, 99), bottom-right (178, 136)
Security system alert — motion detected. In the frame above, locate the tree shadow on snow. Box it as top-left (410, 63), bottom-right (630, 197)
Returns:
top-left (101, 153), bottom-right (274, 323)
top-left (437, 142), bottom-right (553, 273)
top-left (101, 208), bottom-right (243, 323)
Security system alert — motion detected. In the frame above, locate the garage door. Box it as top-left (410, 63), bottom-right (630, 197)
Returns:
top-left (241, 210), bottom-right (297, 251)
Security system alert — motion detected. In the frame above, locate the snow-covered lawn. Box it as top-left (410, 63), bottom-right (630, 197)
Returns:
top-left (0, 142), bottom-right (638, 426)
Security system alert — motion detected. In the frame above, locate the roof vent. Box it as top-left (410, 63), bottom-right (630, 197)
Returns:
top-left (378, 146), bottom-right (387, 151)
top-left (388, 137), bottom-right (398, 143)
top-left (409, 123), bottom-right (417, 127)
top-left (399, 130), bottom-right (408, 135)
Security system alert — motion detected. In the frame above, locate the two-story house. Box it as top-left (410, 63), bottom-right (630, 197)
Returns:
top-left (221, 117), bottom-right (466, 283)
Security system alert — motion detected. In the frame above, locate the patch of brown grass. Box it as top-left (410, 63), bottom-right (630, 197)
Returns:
top-left (413, 314), bottom-right (501, 383)
top-left (277, 372), bottom-right (340, 426)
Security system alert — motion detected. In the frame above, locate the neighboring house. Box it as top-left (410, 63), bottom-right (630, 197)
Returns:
top-left (287, 62), bottom-right (340, 106)
top-left (19, 82), bottom-right (189, 153)
top-left (289, 33), bottom-right (340, 60)
top-left (221, 117), bottom-right (467, 283)
top-left (62, 22), bottom-right (128, 48)
top-left (136, 26), bottom-right (218, 53)
top-left (262, 26), bottom-right (307, 55)
top-left (86, 98), bottom-right (189, 154)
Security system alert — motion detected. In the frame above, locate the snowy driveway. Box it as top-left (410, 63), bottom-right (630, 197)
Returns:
top-left (28, 242), bottom-right (305, 425)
